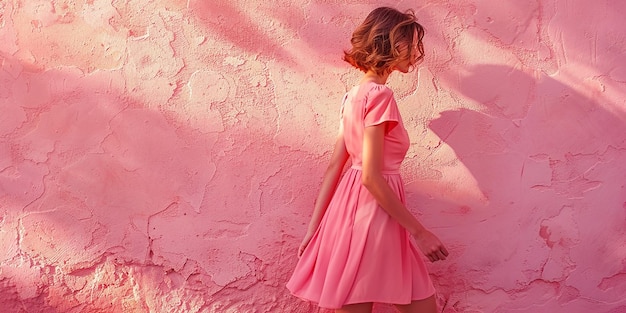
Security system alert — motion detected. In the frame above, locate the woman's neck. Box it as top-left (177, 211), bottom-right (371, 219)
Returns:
top-left (361, 70), bottom-right (390, 85)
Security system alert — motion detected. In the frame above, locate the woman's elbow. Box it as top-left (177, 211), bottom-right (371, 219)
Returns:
top-left (361, 171), bottom-right (377, 189)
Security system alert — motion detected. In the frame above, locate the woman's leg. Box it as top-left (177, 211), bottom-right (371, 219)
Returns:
top-left (335, 302), bottom-right (373, 313)
top-left (394, 295), bottom-right (437, 313)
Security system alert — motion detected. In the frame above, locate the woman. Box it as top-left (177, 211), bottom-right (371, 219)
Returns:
top-left (287, 7), bottom-right (448, 313)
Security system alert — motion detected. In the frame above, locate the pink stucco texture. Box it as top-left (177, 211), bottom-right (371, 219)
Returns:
top-left (1, 0), bottom-right (625, 312)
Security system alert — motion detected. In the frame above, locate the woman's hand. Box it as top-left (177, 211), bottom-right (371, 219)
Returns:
top-left (413, 229), bottom-right (449, 262)
top-left (298, 229), bottom-right (316, 257)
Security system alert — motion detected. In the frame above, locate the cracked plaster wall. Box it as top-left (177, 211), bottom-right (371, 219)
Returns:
top-left (0, 0), bottom-right (625, 312)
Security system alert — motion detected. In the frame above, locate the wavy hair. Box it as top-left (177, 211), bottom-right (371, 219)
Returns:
top-left (343, 7), bottom-right (425, 75)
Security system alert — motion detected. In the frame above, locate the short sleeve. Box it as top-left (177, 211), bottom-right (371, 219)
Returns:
top-left (363, 86), bottom-right (400, 130)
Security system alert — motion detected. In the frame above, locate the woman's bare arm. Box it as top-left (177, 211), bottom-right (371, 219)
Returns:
top-left (298, 134), bottom-right (349, 256)
top-left (361, 123), bottom-right (448, 262)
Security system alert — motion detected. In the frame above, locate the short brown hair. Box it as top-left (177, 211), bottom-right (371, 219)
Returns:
top-left (343, 7), bottom-right (425, 75)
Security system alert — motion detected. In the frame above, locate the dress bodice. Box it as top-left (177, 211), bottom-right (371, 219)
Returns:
top-left (340, 82), bottom-right (410, 174)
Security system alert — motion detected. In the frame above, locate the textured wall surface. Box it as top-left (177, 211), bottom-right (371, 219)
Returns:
top-left (1, 0), bottom-right (625, 312)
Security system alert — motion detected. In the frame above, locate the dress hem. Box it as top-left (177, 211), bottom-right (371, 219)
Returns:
top-left (289, 289), bottom-right (437, 310)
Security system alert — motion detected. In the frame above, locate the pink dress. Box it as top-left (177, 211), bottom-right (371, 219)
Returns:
top-left (286, 82), bottom-right (435, 309)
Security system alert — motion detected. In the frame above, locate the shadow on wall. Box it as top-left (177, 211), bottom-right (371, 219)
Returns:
top-left (427, 64), bottom-right (626, 311)
top-left (0, 53), bottom-right (313, 311)
top-left (430, 64), bottom-right (626, 203)
top-left (184, 0), bottom-right (388, 71)
top-left (186, 0), bottom-right (340, 71)
top-left (0, 53), bottom-right (205, 311)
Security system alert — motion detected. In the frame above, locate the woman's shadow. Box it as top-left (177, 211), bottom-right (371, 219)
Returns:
top-left (427, 64), bottom-right (626, 309)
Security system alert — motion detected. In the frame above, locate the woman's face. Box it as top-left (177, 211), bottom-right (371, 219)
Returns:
top-left (394, 30), bottom-right (423, 73)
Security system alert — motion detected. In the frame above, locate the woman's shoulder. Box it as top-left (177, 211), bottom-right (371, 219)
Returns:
top-left (362, 82), bottom-right (395, 107)
top-left (363, 81), bottom-right (393, 94)
top-left (351, 81), bottom-right (394, 102)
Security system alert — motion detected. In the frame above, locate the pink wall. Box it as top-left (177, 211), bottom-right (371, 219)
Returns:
top-left (1, 0), bottom-right (625, 312)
